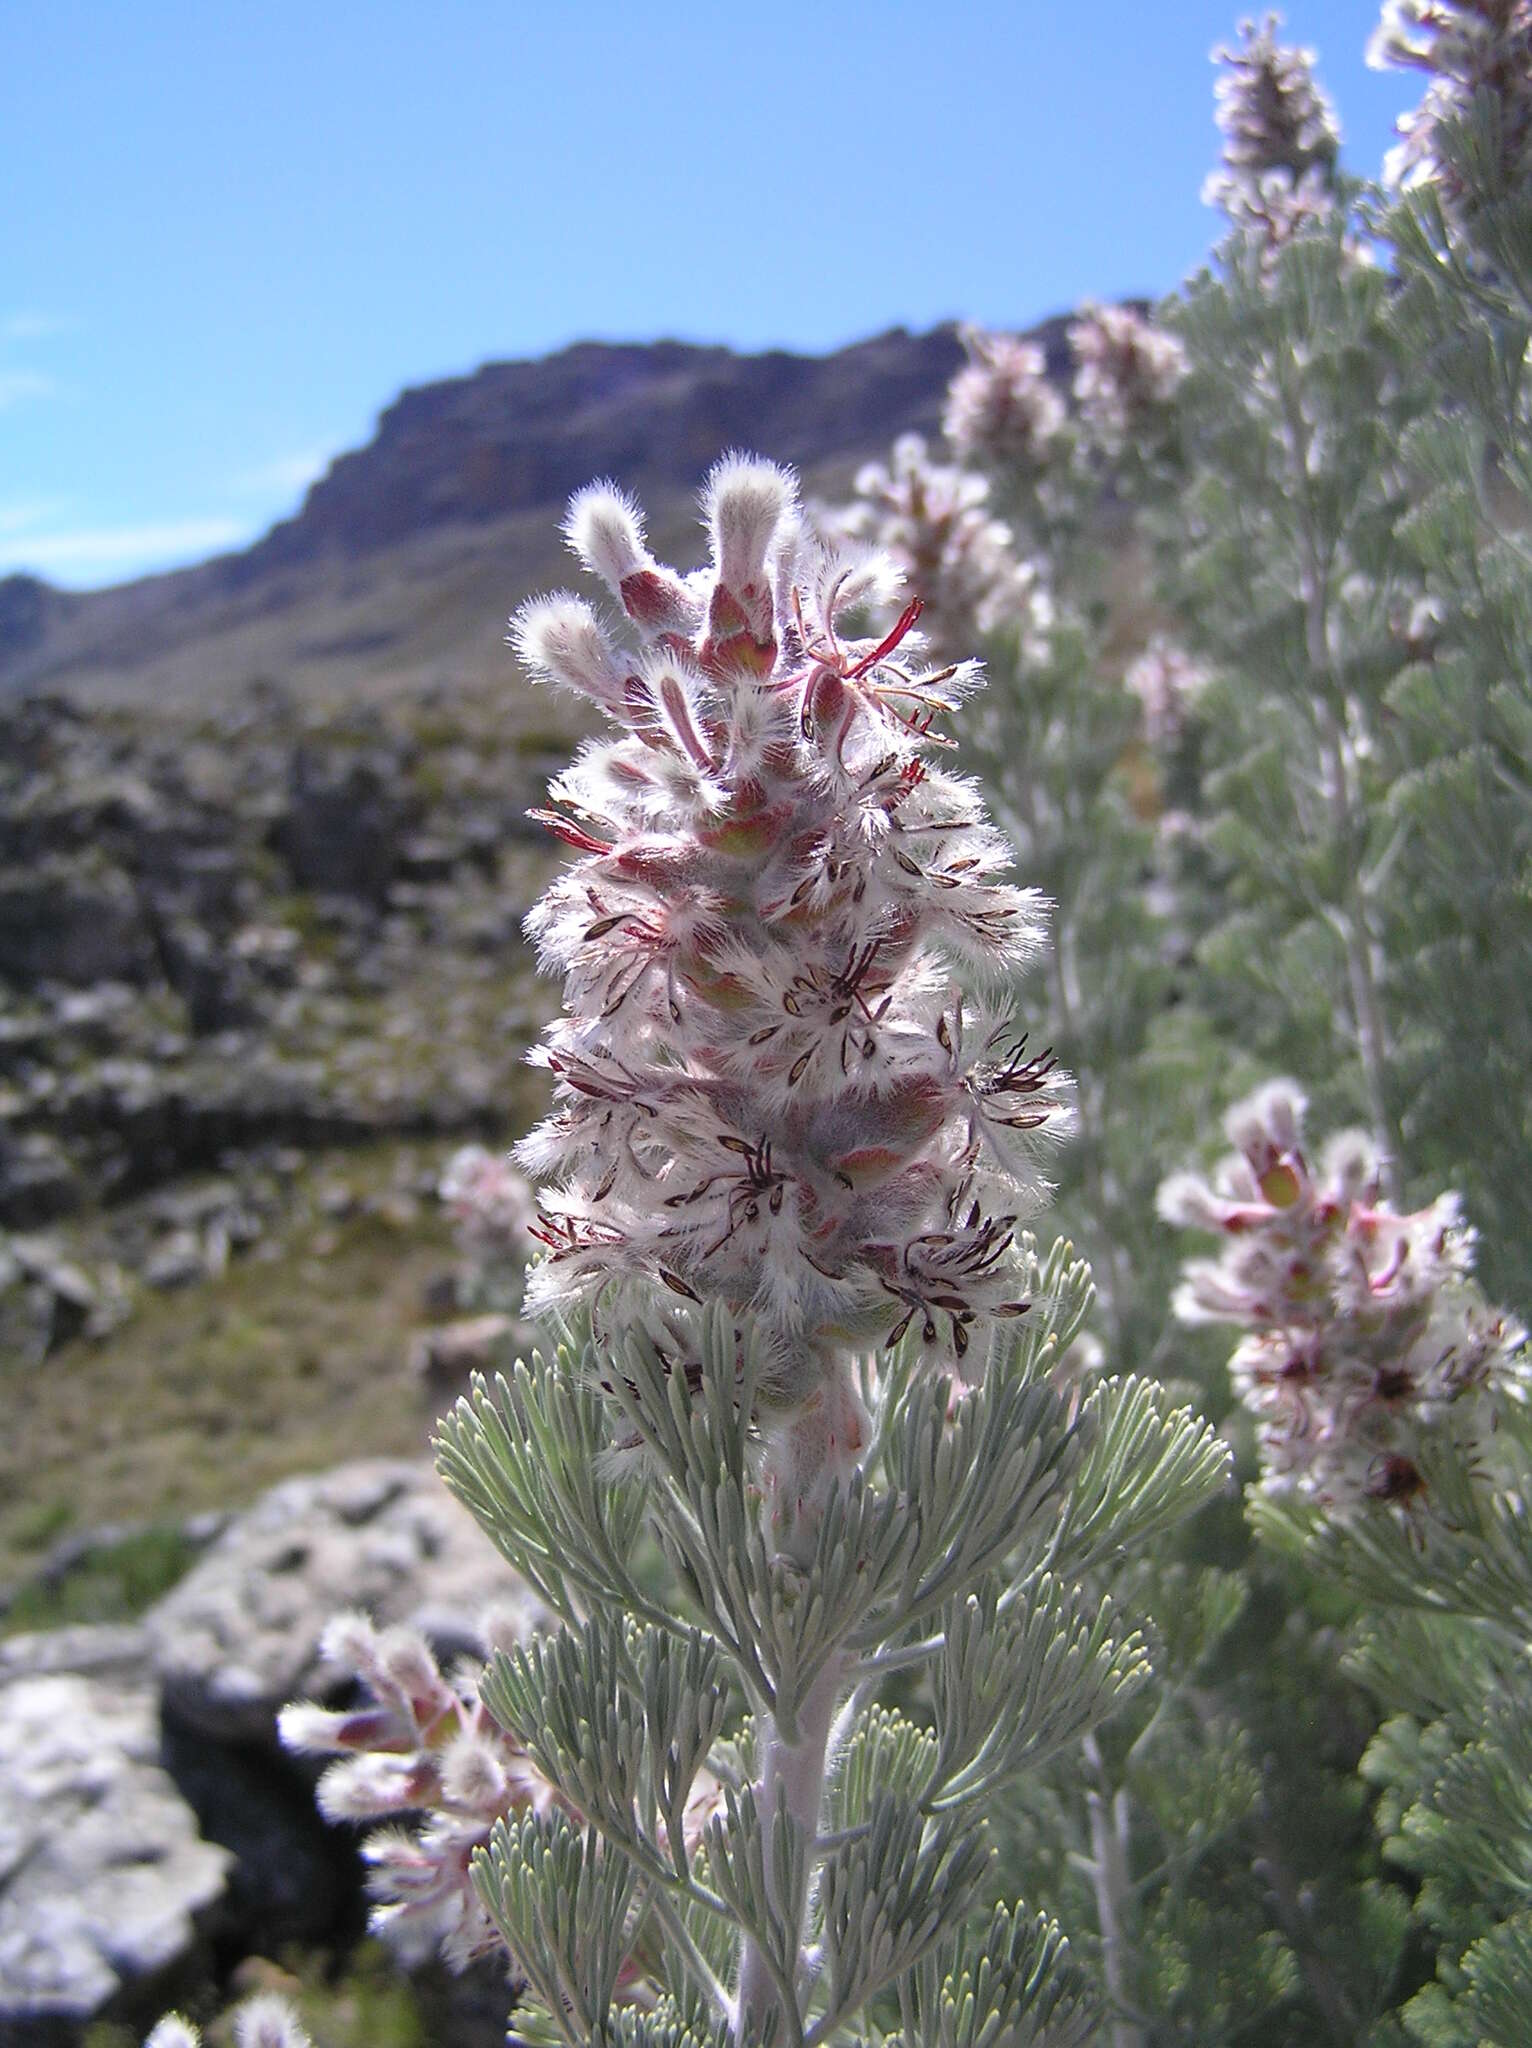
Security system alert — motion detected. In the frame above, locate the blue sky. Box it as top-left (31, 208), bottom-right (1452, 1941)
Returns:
top-left (2, 2), bottom-right (1411, 589)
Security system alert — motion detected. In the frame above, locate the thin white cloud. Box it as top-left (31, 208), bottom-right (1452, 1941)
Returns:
top-left (233, 447), bottom-right (331, 496)
top-left (0, 516), bottom-right (248, 585)
top-left (0, 369), bottom-right (58, 410)
top-left (2, 310), bottom-right (78, 342)
top-left (0, 498), bottom-right (70, 537)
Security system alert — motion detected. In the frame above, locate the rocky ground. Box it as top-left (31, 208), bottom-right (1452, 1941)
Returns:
top-left (0, 1459), bottom-right (538, 2046)
top-left (0, 684), bottom-right (579, 2040)
top-left (0, 684), bottom-right (565, 1436)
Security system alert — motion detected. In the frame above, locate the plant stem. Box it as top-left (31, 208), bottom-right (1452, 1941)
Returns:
top-left (1083, 1733), bottom-right (1148, 2048)
top-left (1314, 678), bottom-right (1407, 1207)
top-left (1282, 368), bottom-right (1408, 1202)
top-left (735, 1654), bottom-right (846, 2046)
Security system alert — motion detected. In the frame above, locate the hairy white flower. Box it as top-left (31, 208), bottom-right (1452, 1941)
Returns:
top-left (943, 328), bottom-right (1067, 477)
top-left (509, 592), bottom-right (630, 713)
top-left (840, 433), bottom-right (1052, 661)
top-left (233, 1997), bottom-right (314, 2048)
top-left (510, 455), bottom-right (1071, 1453)
top-left (1202, 14), bottom-right (1342, 239)
top-left (144, 2021), bottom-right (202, 2048)
top-left (1069, 303), bottom-right (1189, 456)
top-left (1162, 1081), bottom-right (1528, 1510)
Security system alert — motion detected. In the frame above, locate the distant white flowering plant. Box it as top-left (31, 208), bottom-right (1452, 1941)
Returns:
top-left (839, 432), bottom-right (1053, 661)
top-left (1068, 304), bottom-right (1189, 460)
top-left (944, 326), bottom-right (1067, 478)
top-left (439, 1140), bottom-right (538, 1313)
top-left (1369, 0), bottom-right (1532, 199)
top-left (1202, 12), bottom-right (1344, 246)
top-left (1122, 635), bottom-right (1208, 748)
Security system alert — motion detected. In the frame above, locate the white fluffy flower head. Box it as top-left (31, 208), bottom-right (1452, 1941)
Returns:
top-left (510, 455), bottom-right (1072, 1450)
top-left (1202, 14), bottom-right (1342, 240)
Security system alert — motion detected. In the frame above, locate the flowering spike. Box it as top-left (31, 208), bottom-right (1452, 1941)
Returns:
top-left (944, 329), bottom-right (1066, 476)
top-left (510, 459), bottom-right (1072, 1481)
top-left (839, 433), bottom-right (1052, 661)
top-left (1068, 303), bottom-right (1188, 457)
top-left (1202, 14), bottom-right (1343, 243)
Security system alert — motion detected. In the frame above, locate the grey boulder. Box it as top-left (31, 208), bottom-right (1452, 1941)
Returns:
top-left (0, 1655), bottom-right (230, 2040)
top-left (145, 1457), bottom-right (529, 1743)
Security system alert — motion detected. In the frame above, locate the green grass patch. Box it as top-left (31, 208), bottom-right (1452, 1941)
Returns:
top-left (3, 1521), bottom-right (199, 1635)
top-left (0, 1141), bottom-right (466, 1587)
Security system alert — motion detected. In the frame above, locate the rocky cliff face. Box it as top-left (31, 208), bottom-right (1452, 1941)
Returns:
top-left (0, 326), bottom-right (983, 705)
top-left (247, 328), bottom-right (969, 567)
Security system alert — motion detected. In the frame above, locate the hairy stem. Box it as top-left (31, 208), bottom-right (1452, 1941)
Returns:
top-left (1083, 1733), bottom-right (1148, 2048)
top-left (735, 1655), bottom-right (846, 2046)
top-left (1314, 675), bottom-right (1407, 1207)
top-left (1282, 367), bottom-right (1408, 1201)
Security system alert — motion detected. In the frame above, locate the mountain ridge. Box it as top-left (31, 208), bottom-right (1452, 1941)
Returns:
top-left (0, 318), bottom-right (1074, 707)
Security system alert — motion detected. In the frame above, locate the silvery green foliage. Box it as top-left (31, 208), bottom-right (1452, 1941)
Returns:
top-left (428, 460), bottom-right (1230, 2046)
top-left (1257, 1392), bottom-right (1532, 2046)
top-left (1363, 0), bottom-right (1532, 1306)
top-left (1158, 65), bottom-right (1425, 1202)
top-left (437, 1253), bottom-right (1224, 2041)
top-left (1168, 31), bottom-right (1532, 2027)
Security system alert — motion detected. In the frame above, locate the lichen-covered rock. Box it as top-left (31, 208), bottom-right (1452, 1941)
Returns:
top-left (0, 1662), bottom-right (230, 2041)
top-left (144, 1458), bottom-right (538, 1744)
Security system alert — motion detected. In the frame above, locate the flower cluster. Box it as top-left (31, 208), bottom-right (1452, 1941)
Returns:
top-left (1160, 1082), bottom-right (1527, 1509)
top-left (279, 1607), bottom-right (553, 1968)
top-left (438, 1142), bottom-right (537, 1311)
top-left (1068, 303), bottom-right (1189, 458)
top-left (840, 433), bottom-right (1052, 660)
top-left (440, 1143), bottom-right (537, 1260)
top-left (511, 456), bottom-right (1071, 1507)
top-left (1202, 14), bottom-right (1342, 244)
top-left (1369, 0), bottom-right (1532, 201)
top-left (943, 326), bottom-right (1067, 476)
top-left (146, 1999), bottom-right (311, 2048)
top-left (1123, 635), bottom-right (1208, 746)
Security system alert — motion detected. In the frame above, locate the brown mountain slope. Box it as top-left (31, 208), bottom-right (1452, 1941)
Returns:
top-left (0, 322), bottom-right (1089, 710)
